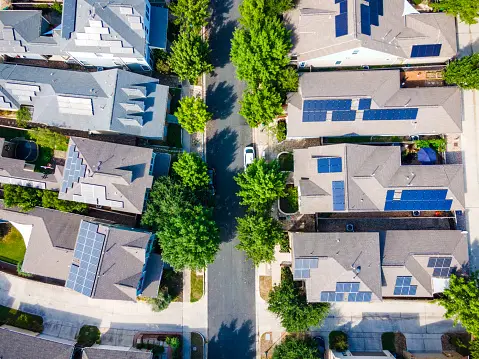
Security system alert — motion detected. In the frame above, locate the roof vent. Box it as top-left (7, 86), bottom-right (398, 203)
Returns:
top-left (354, 266), bottom-right (361, 274)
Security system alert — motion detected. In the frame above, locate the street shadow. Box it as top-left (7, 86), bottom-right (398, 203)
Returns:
top-left (209, 20), bottom-right (237, 69)
top-left (209, 319), bottom-right (255, 359)
top-left (210, 0), bottom-right (234, 29)
top-left (206, 81), bottom-right (238, 120)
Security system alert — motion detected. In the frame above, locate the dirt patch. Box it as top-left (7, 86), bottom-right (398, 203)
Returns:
top-left (260, 332), bottom-right (274, 359)
top-left (259, 276), bottom-right (272, 301)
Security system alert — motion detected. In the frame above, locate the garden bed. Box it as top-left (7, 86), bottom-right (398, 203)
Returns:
top-left (190, 271), bottom-right (204, 303)
top-left (191, 332), bottom-right (204, 359)
top-left (0, 305), bottom-right (44, 332)
top-left (161, 268), bottom-right (183, 302)
top-left (0, 224), bottom-right (26, 264)
top-left (382, 332), bottom-right (407, 358)
top-left (76, 325), bottom-right (101, 347)
top-left (278, 152), bottom-right (293, 171)
top-left (279, 185), bottom-right (298, 214)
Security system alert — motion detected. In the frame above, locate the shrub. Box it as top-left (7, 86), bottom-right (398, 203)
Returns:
top-left (444, 54), bottom-right (479, 89)
top-left (166, 336), bottom-right (181, 350)
top-left (16, 260), bottom-right (33, 278)
top-left (275, 120), bottom-right (287, 142)
top-left (146, 289), bottom-right (172, 312)
top-left (15, 107), bottom-right (31, 128)
top-left (329, 331), bottom-right (349, 351)
top-left (51, 1), bottom-right (62, 13)
top-left (0, 305), bottom-right (44, 332)
top-left (76, 325), bottom-right (101, 347)
top-left (272, 336), bottom-right (320, 359)
top-left (153, 49), bottom-right (171, 74)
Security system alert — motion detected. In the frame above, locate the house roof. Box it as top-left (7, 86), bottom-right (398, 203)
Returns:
top-left (287, 70), bottom-right (462, 138)
top-left (0, 64), bottom-right (168, 139)
top-left (291, 232), bottom-right (382, 302)
top-left (293, 144), bottom-right (465, 214)
top-left (0, 327), bottom-right (74, 359)
top-left (82, 346), bottom-right (153, 359)
top-left (285, 0), bottom-right (456, 63)
top-left (58, 137), bottom-right (154, 214)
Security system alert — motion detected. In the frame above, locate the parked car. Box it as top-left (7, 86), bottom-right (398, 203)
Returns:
top-left (244, 146), bottom-right (255, 170)
top-left (207, 168), bottom-right (216, 196)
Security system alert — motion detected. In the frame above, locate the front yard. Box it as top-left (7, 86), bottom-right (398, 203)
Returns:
top-left (0, 224), bottom-right (25, 264)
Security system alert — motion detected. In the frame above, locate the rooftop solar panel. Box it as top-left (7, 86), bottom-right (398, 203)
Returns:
top-left (335, 13), bottom-right (348, 37)
top-left (60, 143), bottom-right (87, 193)
top-left (411, 44), bottom-right (442, 58)
top-left (332, 180), bottom-right (345, 211)
top-left (393, 276), bottom-right (416, 296)
top-left (377, 0), bottom-right (383, 15)
top-left (358, 98), bottom-right (372, 110)
top-left (317, 157), bottom-right (342, 173)
top-left (360, 4), bottom-right (371, 35)
top-left (339, 1), bottom-right (347, 13)
top-left (332, 110), bottom-right (356, 121)
top-left (369, 0), bottom-right (379, 25)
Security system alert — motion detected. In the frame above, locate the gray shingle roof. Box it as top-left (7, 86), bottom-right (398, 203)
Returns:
top-left (285, 0), bottom-right (456, 64)
top-left (58, 137), bottom-right (154, 214)
top-left (0, 64), bottom-right (168, 139)
top-left (287, 70), bottom-right (462, 138)
top-left (0, 326), bottom-right (74, 359)
top-left (82, 346), bottom-right (153, 359)
top-left (293, 144), bottom-right (464, 214)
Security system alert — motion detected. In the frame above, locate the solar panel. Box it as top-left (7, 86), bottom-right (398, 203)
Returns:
top-left (336, 282), bottom-right (360, 292)
top-left (303, 99), bottom-right (352, 111)
top-left (377, 0), bottom-right (384, 15)
top-left (393, 276), bottom-right (417, 296)
top-left (335, 13), bottom-right (348, 37)
top-left (363, 108), bottom-right (418, 121)
top-left (411, 44), bottom-right (442, 58)
top-left (332, 180), bottom-right (345, 211)
top-left (339, 1), bottom-right (347, 13)
top-left (60, 143), bottom-right (87, 193)
top-left (332, 110), bottom-right (356, 121)
top-left (303, 111), bottom-right (327, 122)
top-left (369, 0), bottom-right (379, 26)
top-left (358, 98), bottom-right (372, 110)
top-left (317, 157), bottom-right (342, 173)
top-left (428, 256), bottom-right (453, 278)
top-left (65, 221), bottom-right (106, 297)
top-left (294, 257), bottom-right (318, 280)
top-left (360, 4), bottom-right (371, 35)
top-left (384, 189), bottom-right (452, 211)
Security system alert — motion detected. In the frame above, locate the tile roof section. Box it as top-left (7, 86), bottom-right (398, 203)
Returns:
top-left (82, 346), bottom-right (153, 359)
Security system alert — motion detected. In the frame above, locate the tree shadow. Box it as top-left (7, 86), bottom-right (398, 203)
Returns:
top-left (206, 81), bottom-right (238, 120)
top-left (210, 0), bottom-right (234, 29)
top-left (209, 20), bottom-right (237, 69)
top-left (209, 319), bottom-right (256, 359)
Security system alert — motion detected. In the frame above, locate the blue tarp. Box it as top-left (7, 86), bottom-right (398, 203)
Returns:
top-left (417, 147), bottom-right (437, 164)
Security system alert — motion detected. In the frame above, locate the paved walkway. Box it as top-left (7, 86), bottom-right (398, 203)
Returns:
top-left (457, 20), bottom-right (479, 271)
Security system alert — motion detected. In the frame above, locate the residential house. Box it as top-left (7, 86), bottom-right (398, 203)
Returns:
top-left (0, 0), bottom-right (168, 71)
top-left (0, 206), bottom-right (163, 301)
top-left (293, 144), bottom-right (464, 214)
top-left (0, 64), bottom-right (170, 139)
top-left (0, 326), bottom-right (74, 359)
top-left (287, 70), bottom-right (461, 139)
top-left (59, 137), bottom-right (155, 214)
top-left (285, 0), bottom-right (456, 68)
top-left (82, 346), bottom-right (153, 359)
top-left (290, 230), bottom-right (468, 303)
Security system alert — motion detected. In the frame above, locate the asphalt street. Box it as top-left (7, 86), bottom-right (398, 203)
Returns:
top-left (205, 0), bottom-right (256, 357)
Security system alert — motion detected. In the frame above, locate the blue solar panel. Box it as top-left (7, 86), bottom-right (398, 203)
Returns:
top-left (332, 110), bottom-right (356, 121)
top-left (332, 180), bottom-right (345, 211)
top-left (358, 98), bottom-right (372, 110)
top-left (411, 44), bottom-right (442, 57)
top-left (317, 157), bottom-right (342, 173)
top-left (360, 4), bottom-right (371, 35)
top-left (339, 1), bottom-right (347, 13)
top-left (335, 13), bottom-right (348, 37)
top-left (304, 99), bottom-right (352, 111)
top-left (363, 109), bottom-right (419, 120)
top-left (377, 0), bottom-right (383, 15)
top-left (336, 282), bottom-right (360, 292)
top-left (386, 190), bottom-right (395, 201)
top-left (384, 189), bottom-right (452, 211)
top-left (61, 142), bottom-right (87, 193)
top-left (428, 256), bottom-right (453, 278)
top-left (393, 276), bottom-right (417, 296)
top-left (320, 291), bottom-right (346, 302)
top-left (303, 111), bottom-right (327, 122)
top-left (369, 0), bottom-right (379, 25)
top-left (65, 221), bottom-right (106, 297)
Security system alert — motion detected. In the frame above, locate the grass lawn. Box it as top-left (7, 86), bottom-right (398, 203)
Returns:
top-left (161, 268), bottom-right (183, 302)
top-left (0, 305), bottom-right (44, 332)
top-left (190, 271), bottom-right (204, 303)
top-left (77, 325), bottom-right (101, 347)
top-left (167, 124), bottom-right (182, 148)
top-left (0, 225), bottom-right (26, 264)
top-left (191, 332), bottom-right (204, 359)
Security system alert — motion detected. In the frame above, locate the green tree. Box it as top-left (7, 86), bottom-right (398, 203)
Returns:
top-left (436, 272), bottom-right (479, 336)
top-left (444, 54), bottom-right (479, 89)
top-left (28, 128), bottom-right (69, 151)
top-left (145, 289), bottom-right (172, 312)
top-left (231, 17), bottom-right (292, 88)
top-left (234, 159), bottom-right (287, 212)
top-left (272, 336), bottom-right (320, 359)
top-left (431, 0), bottom-right (479, 25)
top-left (51, 1), bottom-right (62, 14)
top-left (3, 184), bottom-right (42, 211)
top-left (470, 338), bottom-right (479, 359)
top-left (278, 67), bottom-right (299, 93)
top-left (239, 86), bottom-right (283, 127)
top-left (239, 0), bottom-right (294, 28)
top-left (168, 31), bottom-right (214, 84)
top-left (152, 49), bottom-right (171, 74)
top-left (41, 190), bottom-right (88, 213)
top-left (329, 331), bottom-right (349, 351)
top-left (172, 152), bottom-right (209, 190)
top-left (236, 214), bottom-right (284, 265)
top-left (174, 96), bottom-right (212, 133)
top-left (268, 267), bottom-right (330, 332)
top-left (15, 107), bottom-right (31, 128)
top-left (170, 0), bottom-right (210, 32)
top-left (141, 177), bottom-right (219, 270)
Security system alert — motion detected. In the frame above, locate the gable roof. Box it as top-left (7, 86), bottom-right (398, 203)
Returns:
top-left (0, 64), bottom-right (168, 139)
top-left (82, 347), bottom-right (153, 359)
top-left (58, 137), bottom-right (154, 214)
top-left (285, 0), bottom-right (456, 63)
top-left (0, 327), bottom-right (74, 359)
top-left (291, 232), bottom-right (382, 302)
top-left (287, 70), bottom-right (462, 138)
top-left (293, 144), bottom-right (465, 214)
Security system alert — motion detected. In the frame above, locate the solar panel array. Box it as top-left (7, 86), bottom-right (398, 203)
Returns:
top-left (335, 0), bottom-right (348, 37)
top-left (65, 221), bottom-right (106, 297)
top-left (317, 157), bottom-right (342, 173)
top-left (321, 282), bottom-right (373, 302)
top-left (358, 98), bottom-right (372, 110)
top-left (332, 110), bottom-right (356, 121)
top-left (61, 144), bottom-right (87, 193)
top-left (332, 180), bottom-right (345, 211)
top-left (393, 276), bottom-right (417, 296)
top-left (293, 257), bottom-right (319, 280)
top-left (411, 44), bottom-right (442, 58)
top-left (304, 99), bottom-right (352, 111)
top-left (360, 0), bottom-right (384, 35)
top-left (427, 257), bottom-right (453, 277)
top-left (363, 109), bottom-right (418, 121)
top-left (384, 189), bottom-right (452, 211)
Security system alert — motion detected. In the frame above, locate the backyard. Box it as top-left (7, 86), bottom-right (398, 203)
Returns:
top-left (0, 224), bottom-right (25, 264)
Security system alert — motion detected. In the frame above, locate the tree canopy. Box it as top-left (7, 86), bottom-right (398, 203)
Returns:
top-left (174, 96), bottom-right (212, 133)
top-left (239, 87), bottom-right (283, 127)
top-left (436, 272), bottom-right (479, 336)
top-left (41, 190), bottom-right (88, 213)
top-left (444, 54), bottom-right (479, 89)
top-left (239, 0), bottom-right (294, 28)
top-left (268, 267), bottom-right (330, 332)
top-left (236, 213), bottom-right (284, 265)
top-left (170, 0), bottom-right (210, 32)
top-left (141, 177), bottom-right (219, 270)
top-left (172, 152), bottom-right (210, 190)
top-left (234, 159), bottom-right (287, 213)
top-left (431, 0), bottom-right (479, 25)
top-left (168, 31), bottom-right (214, 84)
top-left (272, 336), bottom-right (320, 359)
